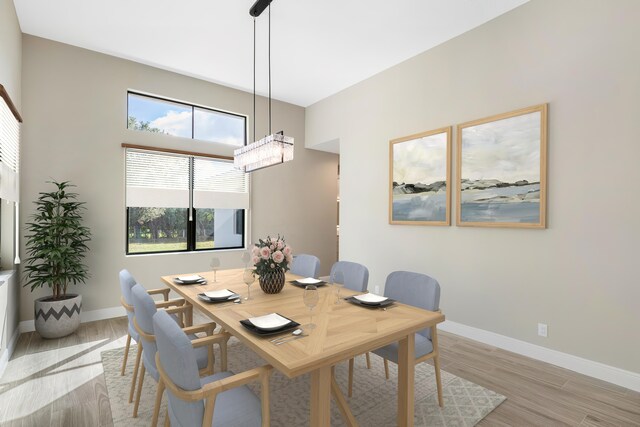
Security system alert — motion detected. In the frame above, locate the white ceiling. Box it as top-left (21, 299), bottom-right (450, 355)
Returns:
top-left (13, 0), bottom-right (527, 107)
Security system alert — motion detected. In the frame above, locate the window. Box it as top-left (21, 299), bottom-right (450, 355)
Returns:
top-left (125, 149), bottom-right (248, 255)
top-left (0, 84), bottom-right (21, 269)
top-left (127, 92), bottom-right (246, 147)
top-left (0, 85), bottom-right (20, 203)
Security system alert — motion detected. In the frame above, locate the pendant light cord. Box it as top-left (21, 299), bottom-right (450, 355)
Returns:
top-left (253, 17), bottom-right (256, 143)
top-left (253, 3), bottom-right (272, 139)
top-left (268, 3), bottom-right (272, 135)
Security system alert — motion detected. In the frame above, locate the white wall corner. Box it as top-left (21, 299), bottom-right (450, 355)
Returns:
top-left (439, 320), bottom-right (640, 393)
top-left (0, 326), bottom-right (21, 379)
top-left (19, 305), bottom-right (125, 334)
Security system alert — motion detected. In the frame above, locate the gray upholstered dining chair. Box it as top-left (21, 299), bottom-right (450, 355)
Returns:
top-left (153, 309), bottom-right (272, 427)
top-left (290, 254), bottom-right (321, 278)
top-left (131, 284), bottom-right (226, 426)
top-left (329, 261), bottom-right (372, 396)
top-left (330, 261), bottom-right (369, 292)
top-left (369, 271), bottom-right (443, 407)
top-left (119, 270), bottom-right (173, 389)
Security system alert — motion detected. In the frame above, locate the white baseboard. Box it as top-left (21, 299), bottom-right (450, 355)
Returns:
top-left (0, 326), bottom-right (21, 378)
top-left (12, 307), bottom-right (640, 392)
top-left (439, 320), bottom-right (640, 393)
top-left (19, 305), bottom-right (125, 333)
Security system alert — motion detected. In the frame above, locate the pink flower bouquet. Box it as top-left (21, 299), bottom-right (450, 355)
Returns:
top-left (251, 235), bottom-right (293, 276)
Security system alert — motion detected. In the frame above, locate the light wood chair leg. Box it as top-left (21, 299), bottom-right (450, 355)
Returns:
top-left (129, 344), bottom-right (142, 403)
top-left (121, 333), bottom-right (132, 376)
top-left (432, 327), bottom-right (443, 407)
top-left (133, 363), bottom-right (146, 417)
top-left (261, 365), bottom-right (271, 427)
top-left (164, 408), bottom-right (170, 427)
top-left (220, 336), bottom-right (228, 372)
top-left (348, 358), bottom-right (355, 397)
top-left (365, 352), bottom-right (371, 369)
top-left (384, 358), bottom-right (390, 380)
top-left (207, 342), bottom-right (215, 375)
top-left (203, 396), bottom-right (217, 427)
top-left (151, 378), bottom-right (165, 427)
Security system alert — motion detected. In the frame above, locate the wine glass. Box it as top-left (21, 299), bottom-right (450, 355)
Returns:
top-left (210, 257), bottom-right (220, 282)
top-left (332, 270), bottom-right (344, 304)
top-left (241, 251), bottom-right (251, 269)
top-left (303, 285), bottom-right (319, 330)
top-left (243, 269), bottom-right (255, 301)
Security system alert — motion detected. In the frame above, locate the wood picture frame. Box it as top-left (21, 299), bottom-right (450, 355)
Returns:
top-left (456, 104), bottom-right (548, 228)
top-left (389, 126), bottom-right (451, 226)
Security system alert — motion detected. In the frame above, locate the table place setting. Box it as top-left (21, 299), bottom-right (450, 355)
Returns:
top-left (345, 292), bottom-right (396, 309)
top-left (239, 312), bottom-right (301, 336)
top-left (173, 274), bottom-right (207, 285)
top-left (289, 277), bottom-right (327, 288)
top-left (196, 289), bottom-right (241, 303)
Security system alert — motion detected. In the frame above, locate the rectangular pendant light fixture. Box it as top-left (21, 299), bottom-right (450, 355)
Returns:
top-left (234, 0), bottom-right (294, 173)
top-left (234, 132), bottom-right (293, 172)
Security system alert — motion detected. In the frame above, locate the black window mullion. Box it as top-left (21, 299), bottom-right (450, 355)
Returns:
top-left (191, 106), bottom-right (195, 139)
top-left (188, 156), bottom-right (195, 251)
top-left (187, 208), bottom-right (195, 252)
top-left (126, 207), bottom-right (130, 254)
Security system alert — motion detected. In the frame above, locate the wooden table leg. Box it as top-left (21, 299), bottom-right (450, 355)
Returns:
top-left (397, 333), bottom-right (415, 427)
top-left (310, 365), bottom-right (332, 427)
top-left (331, 366), bottom-right (358, 426)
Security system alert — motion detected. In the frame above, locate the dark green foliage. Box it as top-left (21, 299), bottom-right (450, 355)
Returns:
top-left (127, 116), bottom-right (165, 133)
top-left (24, 181), bottom-right (91, 299)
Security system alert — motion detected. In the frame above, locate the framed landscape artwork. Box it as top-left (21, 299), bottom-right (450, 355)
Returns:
top-left (456, 104), bottom-right (548, 228)
top-left (389, 127), bottom-right (451, 226)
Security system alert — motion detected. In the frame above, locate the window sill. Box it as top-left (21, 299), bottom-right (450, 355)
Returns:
top-left (125, 247), bottom-right (247, 258)
top-left (0, 270), bottom-right (16, 287)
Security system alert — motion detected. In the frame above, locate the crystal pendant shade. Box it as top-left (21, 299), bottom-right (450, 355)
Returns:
top-left (234, 133), bottom-right (294, 172)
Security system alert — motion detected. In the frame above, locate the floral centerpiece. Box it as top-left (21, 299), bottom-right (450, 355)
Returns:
top-left (251, 235), bottom-right (293, 294)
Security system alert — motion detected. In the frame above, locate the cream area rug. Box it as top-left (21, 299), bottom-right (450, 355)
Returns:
top-left (101, 340), bottom-right (505, 426)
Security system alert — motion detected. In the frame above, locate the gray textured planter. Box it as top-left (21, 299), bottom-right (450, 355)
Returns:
top-left (34, 294), bottom-right (82, 339)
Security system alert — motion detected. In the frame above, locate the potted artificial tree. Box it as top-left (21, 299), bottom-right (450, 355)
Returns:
top-left (24, 180), bottom-right (91, 338)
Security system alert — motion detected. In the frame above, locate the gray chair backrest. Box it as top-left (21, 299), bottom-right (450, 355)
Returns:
top-left (153, 310), bottom-right (205, 426)
top-left (330, 261), bottom-right (369, 292)
top-left (119, 269), bottom-right (137, 326)
top-left (290, 254), bottom-right (321, 278)
top-left (384, 271), bottom-right (440, 340)
top-left (131, 284), bottom-right (159, 375)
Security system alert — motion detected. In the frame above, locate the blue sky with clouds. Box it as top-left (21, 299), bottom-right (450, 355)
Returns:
top-left (128, 93), bottom-right (245, 145)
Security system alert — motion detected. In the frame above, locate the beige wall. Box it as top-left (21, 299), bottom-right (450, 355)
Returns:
top-left (0, 0), bottom-right (22, 359)
top-left (0, 0), bottom-right (21, 109)
top-left (306, 0), bottom-right (640, 373)
top-left (20, 35), bottom-right (338, 321)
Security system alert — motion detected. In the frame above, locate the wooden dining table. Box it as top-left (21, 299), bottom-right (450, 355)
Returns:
top-left (161, 269), bottom-right (444, 427)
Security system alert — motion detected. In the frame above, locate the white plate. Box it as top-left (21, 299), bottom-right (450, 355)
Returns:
top-left (353, 293), bottom-right (388, 304)
top-left (248, 313), bottom-right (292, 331)
top-left (204, 289), bottom-right (236, 299)
top-left (296, 277), bottom-right (322, 285)
top-left (177, 275), bottom-right (203, 282)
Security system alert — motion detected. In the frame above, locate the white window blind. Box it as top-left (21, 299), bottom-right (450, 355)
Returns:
top-left (0, 94), bottom-right (19, 202)
top-left (193, 157), bottom-right (249, 210)
top-left (125, 149), bottom-right (190, 208)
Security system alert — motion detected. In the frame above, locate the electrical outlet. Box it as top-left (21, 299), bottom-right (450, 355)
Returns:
top-left (537, 323), bottom-right (548, 337)
top-left (374, 286), bottom-right (380, 294)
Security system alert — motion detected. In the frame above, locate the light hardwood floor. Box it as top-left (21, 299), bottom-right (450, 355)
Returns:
top-left (0, 317), bottom-right (638, 426)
